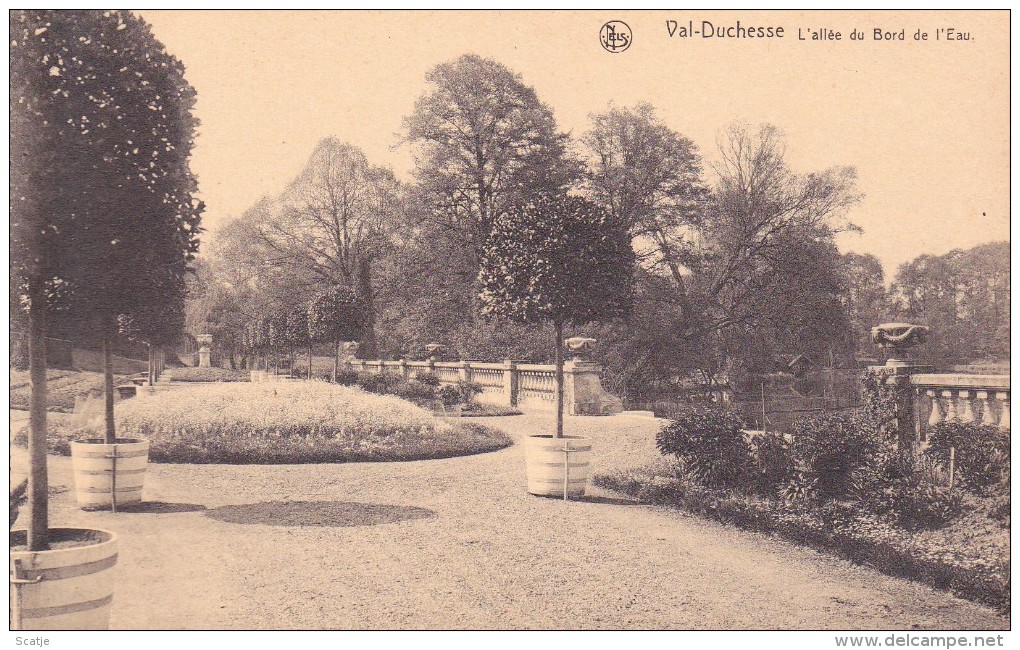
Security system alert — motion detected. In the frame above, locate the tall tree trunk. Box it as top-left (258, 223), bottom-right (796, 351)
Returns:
top-left (332, 339), bottom-right (340, 383)
top-left (148, 344), bottom-right (154, 385)
top-left (554, 320), bottom-right (564, 439)
top-left (308, 344), bottom-right (313, 380)
top-left (356, 257), bottom-right (377, 359)
top-left (102, 324), bottom-right (116, 445)
top-left (27, 292), bottom-right (49, 551)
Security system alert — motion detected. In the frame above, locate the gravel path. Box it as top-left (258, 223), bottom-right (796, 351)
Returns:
top-left (10, 411), bottom-right (1008, 630)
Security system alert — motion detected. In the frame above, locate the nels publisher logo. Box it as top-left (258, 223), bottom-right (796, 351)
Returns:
top-left (600, 21), bottom-right (632, 53)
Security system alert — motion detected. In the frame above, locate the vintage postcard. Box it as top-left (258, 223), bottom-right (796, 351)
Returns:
top-left (8, 8), bottom-right (1010, 641)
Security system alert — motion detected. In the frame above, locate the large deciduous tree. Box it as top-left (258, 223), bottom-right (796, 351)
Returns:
top-left (839, 252), bottom-right (889, 358)
top-left (890, 241), bottom-right (1009, 365)
top-left (479, 195), bottom-right (634, 438)
top-left (404, 54), bottom-right (579, 260)
top-left (582, 103), bottom-right (709, 273)
top-left (234, 139), bottom-right (400, 358)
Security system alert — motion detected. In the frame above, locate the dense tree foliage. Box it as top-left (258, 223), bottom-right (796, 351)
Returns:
top-left (308, 285), bottom-right (366, 381)
top-left (10, 9), bottom-right (202, 549)
top-left (480, 195), bottom-right (634, 436)
top-left (890, 242), bottom-right (1009, 365)
top-left (189, 54), bottom-right (1005, 408)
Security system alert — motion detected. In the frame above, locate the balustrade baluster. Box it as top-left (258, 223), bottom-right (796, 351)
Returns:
top-left (976, 391), bottom-right (992, 426)
top-left (958, 390), bottom-right (975, 424)
top-left (997, 393), bottom-right (1010, 430)
top-left (927, 390), bottom-right (942, 427)
top-left (942, 390), bottom-right (958, 421)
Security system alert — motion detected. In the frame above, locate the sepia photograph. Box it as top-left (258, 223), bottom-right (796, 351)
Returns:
top-left (8, 8), bottom-right (1011, 639)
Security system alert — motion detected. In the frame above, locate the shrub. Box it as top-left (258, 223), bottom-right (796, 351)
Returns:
top-left (656, 405), bottom-right (752, 489)
top-left (415, 372), bottom-right (441, 387)
top-left (748, 432), bottom-right (795, 496)
top-left (863, 454), bottom-right (961, 530)
top-left (858, 369), bottom-right (900, 436)
top-left (925, 421), bottom-right (1010, 496)
top-left (595, 468), bottom-right (1008, 611)
top-left (437, 384), bottom-right (462, 407)
top-left (456, 380), bottom-right (483, 406)
top-left (171, 367), bottom-right (249, 382)
top-left (108, 382), bottom-right (512, 463)
top-left (356, 372), bottom-right (402, 394)
top-left (10, 479), bottom-right (27, 529)
top-left (332, 369), bottom-right (360, 386)
top-left (389, 379), bottom-right (437, 404)
top-left (790, 411), bottom-right (888, 501)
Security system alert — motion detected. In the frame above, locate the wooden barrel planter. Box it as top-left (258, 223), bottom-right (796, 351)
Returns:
top-left (524, 435), bottom-right (593, 499)
top-left (70, 439), bottom-right (150, 510)
top-left (10, 528), bottom-right (118, 630)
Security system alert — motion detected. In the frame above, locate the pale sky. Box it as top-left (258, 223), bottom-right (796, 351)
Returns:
top-left (140, 9), bottom-right (1009, 279)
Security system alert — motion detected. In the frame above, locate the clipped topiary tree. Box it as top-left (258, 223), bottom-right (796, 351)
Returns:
top-left (285, 306), bottom-right (313, 378)
top-left (11, 9), bottom-right (201, 552)
top-left (479, 194), bottom-right (634, 438)
top-left (308, 285), bottom-right (366, 382)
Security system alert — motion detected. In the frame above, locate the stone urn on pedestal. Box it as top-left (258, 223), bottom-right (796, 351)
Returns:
top-left (870, 322), bottom-right (933, 452)
top-left (871, 323), bottom-right (929, 367)
top-left (424, 343), bottom-right (446, 361)
top-left (196, 333), bottom-right (212, 368)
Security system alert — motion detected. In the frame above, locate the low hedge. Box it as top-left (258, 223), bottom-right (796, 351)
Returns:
top-left (594, 468), bottom-right (1009, 611)
top-left (14, 382), bottom-right (512, 464)
top-left (170, 367), bottom-right (250, 382)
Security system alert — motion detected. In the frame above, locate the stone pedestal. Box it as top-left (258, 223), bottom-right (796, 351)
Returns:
top-left (869, 362), bottom-right (934, 452)
top-left (198, 346), bottom-right (211, 368)
top-left (564, 360), bottom-right (623, 416)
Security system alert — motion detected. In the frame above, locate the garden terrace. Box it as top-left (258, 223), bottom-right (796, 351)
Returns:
top-left (350, 356), bottom-right (622, 415)
top-left (912, 374), bottom-right (1010, 441)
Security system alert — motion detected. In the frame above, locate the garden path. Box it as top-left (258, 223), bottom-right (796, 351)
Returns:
top-left (9, 410), bottom-right (1008, 630)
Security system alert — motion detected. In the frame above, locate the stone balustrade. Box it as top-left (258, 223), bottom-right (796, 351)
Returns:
top-left (910, 374), bottom-right (1010, 438)
top-left (348, 358), bottom-right (622, 416)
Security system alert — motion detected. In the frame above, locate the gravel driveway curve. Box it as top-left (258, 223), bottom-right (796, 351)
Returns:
top-left (10, 411), bottom-right (1008, 630)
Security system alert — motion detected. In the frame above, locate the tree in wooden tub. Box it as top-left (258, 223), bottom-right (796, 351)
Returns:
top-left (10, 9), bottom-right (202, 628)
top-left (479, 194), bottom-right (634, 498)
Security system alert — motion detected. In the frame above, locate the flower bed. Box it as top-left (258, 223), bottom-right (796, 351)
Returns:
top-left (594, 466), bottom-right (1009, 612)
top-left (14, 382), bottom-right (512, 464)
top-left (169, 367), bottom-right (250, 382)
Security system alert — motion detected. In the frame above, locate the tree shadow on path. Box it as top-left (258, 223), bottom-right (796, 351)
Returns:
top-left (119, 502), bottom-right (208, 514)
top-left (204, 501), bottom-right (437, 527)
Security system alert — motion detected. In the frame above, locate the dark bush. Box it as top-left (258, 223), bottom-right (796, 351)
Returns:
top-left (437, 384), bottom-right (462, 407)
top-left (869, 455), bottom-right (962, 530)
top-left (356, 372), bottom-right (402, 394)
top-left (456, 380), bottom-right (483, 406)
top-left (415, 372), bottom-right (441, 387)
top-left (390, 380), bottom-right (437, 404)
top-left (925, 421), bottom-right (1010, 496)
top-left (655, 405), bottom-right (752, 489)
top-left (334, 369), bottom-right (360, 386)
top-left (790, 411), bottom-right (888, 501)
top-left (987, 495), bottom-right (1010, 528)
top-left (748, 432), bottom-right (795, 496)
